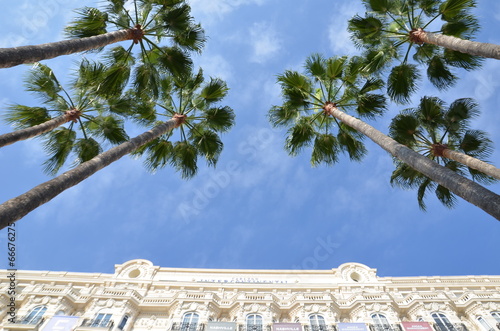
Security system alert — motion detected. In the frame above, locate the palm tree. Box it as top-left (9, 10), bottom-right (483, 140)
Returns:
top-left (1, 63), bottom-right (130, 175)
top-left (348, 0), bottom-right (494, 103)
top-left (268, 54), bottom-right (387, 166)
top-left (389, 96), bottom-right (498, 209)
top-left (269, 54), bottom-right (500, 220)
top-left (0, 69), bottom-right (235, 227)
top-left (0, 0), bottom-right (204, 69)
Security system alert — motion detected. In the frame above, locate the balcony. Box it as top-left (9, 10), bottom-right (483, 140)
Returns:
top-left (304, 325), bottom-right (337, 331)
top-left (3, 317), bottom-right (45, 331)
top-left (432, 324), bottom-right (468, 331)
top-left (171, 322), bottom-right (206, 331)
top-left (239, 326), bottom-right (272, 331)
top-left (369, 325), bottom-right (402, 331)
top-left (74, 318), bottom-right (114, 331)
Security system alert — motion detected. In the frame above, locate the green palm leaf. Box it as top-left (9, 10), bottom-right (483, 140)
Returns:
top-left (348, 15), bottom-right (384, 45)
top-left (65, 7), bottom-right (108, 39)
top-left (86, 115), bottom-right (129, 144)
top-left (439, 0), bottom-right (476, 21)
top-left (4, 105), bottom-right (51, 129)
top-left (285, 119), bottom-right (315, 156)
top-left (170, 141), bottom-right (198, 179)
top-left (311, 133), bottom-right (339, 166)
top-left (42, 128), bottom-right (77, 175)
top-left (387, 63), bottom-right (420, 104)
top-left (337, 128), bottom-right (366, 161)
top-left (427, 56), bottom-right (456, 89)
top-left (142, 138), bottom-right (174, 173)
top-left (199, 78), bottom-right (229, 105)
top-left (73, 138), bottom-right (102, 165)
top-left (189, 127), bottom-right (223, 167)
top-left (443, 49), bottom-right (483, 70)
top-left (202, 106), bottom-right (235, 132)
top-left (389, 113), bottom-right (420, 146)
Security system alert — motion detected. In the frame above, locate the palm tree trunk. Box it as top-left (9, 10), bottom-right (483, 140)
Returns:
top-left (410, 29), bottom-right (500, 60)
top-left (0, 29), bottom-right (135, 69)
top-left (0, 110), bottom-right (79, 148)
top-left (0, 115), bottom-right (184, 229)
top-left (323, 102), bottom-right (500, 220)
top-left (442, 148), bottom-right (500, 180)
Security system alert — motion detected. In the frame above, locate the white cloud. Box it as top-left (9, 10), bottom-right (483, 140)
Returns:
top-left (327, 1), bottom-right (364, 56)
top-left (189, 0), bottom-right (266, 24)
top-left (195, 54), bottom-right (233, 82)
top-left (249, 22), bottom-right (283, 64)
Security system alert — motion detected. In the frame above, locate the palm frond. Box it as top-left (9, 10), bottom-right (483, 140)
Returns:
top-left (65, 7), bottom-right (108, 39)
top-left (435, 184), bottom-right (457, 208)
top-left (443, 49), bottom-right (483, 70)
top-left (285, 118), bottom-right (315, 156)
top-left (73, 137), bottom-right (102, 165)
top-left (170, 141), bottom-right (198, 179)
top-left (3, 105), bottom-right (51, 129)
top-left (189, 127), bottom-right (223, 167)
top-left (356, 93), bottom-right (386, 118)
top-left (348, 15), bottom-right (384, 45)
top-left (311, 133), bottom-right (339, 166)
top-left (142, 138), bottom-right (174, 173)
top-left (42, 128), bottom-right (77, 175)
top-left (444, 98), bottom-right (479, 132)
top-left (426, 56), bottom-right (456, 90)
top-left (86, 115), bottom-right (129, 144)
top-left (387, 63), bottom-right (421, 104)
top-left (459, 130), bottom-right (493, 159)
top-left (337, 128), bottom-right (366, 161)
top-left (304, 54), bottom-right (327, 80)
top-left (389, 113), bottom-right (421, 146)
top-left (24, 64), bottom-right (66, 106)
top-left (439, 0), bottom-right (476, 21)
top-left (199, 78), bottom-right (229, 105)
top-left (202, 106), bottom-right (235, 132)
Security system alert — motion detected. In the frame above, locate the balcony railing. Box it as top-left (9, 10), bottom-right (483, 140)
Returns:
top-left (369, 324), bottom-right (402, 331)
top-left (432, 324), bottom-right (468, 331)
top-left (239, 326), bottom-right (272, 331)
top-left (79, 319), bottom-right (114, 330)
top-left (171, 322), bottom-right (206, 331)
top-left (3, 318), bottom-right (45, 331)
top-left (304, 325), bottom-right (337, 331)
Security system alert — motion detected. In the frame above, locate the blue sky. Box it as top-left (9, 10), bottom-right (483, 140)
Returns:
top-left (0, 0), bottom-right (499, 278)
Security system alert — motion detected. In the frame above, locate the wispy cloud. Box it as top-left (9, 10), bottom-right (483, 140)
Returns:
top-left (327, 1), bottom-right (364, 56)
top-left (248, 22), bottom-right (283, 64)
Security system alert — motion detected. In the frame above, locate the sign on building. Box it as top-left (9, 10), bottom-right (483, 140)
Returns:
top-left (207, 322), bottom-right (237, 331)
top-left (402, 322), bottom-right (433, 331)
top-left (273, 323), bottom-right (302, 331)
top-left (337, 323), bottom-right (368, 331)
top-left (41, 316), bottom-right (80, 331)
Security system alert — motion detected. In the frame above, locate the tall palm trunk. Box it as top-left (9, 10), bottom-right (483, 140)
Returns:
top-left (0, 110), bottom-right (80, 148)
top-left (440, 147), bottom-right (500, 180)
top-left (323, 102), bottom-right (500, 220)
top-left (0, 28), bottom-right (140, 69)
top-left (410, 29), bottom-right (500, 60)
top-left (0, 115), bottom-right (185, 229)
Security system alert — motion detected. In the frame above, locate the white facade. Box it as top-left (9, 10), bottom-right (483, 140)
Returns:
top-left (1, 260), bottom-right (500, 331)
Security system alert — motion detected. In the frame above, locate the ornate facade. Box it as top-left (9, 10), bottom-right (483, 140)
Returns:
top-left (1, 260), bottom-right (500, 331)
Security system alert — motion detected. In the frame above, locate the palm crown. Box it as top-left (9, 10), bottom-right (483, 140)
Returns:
top-left (349, 0), bottom-right (482, 103)
top-left (268, 54), bottom-right (386, 166)
top-left (3, 63), bottom-right (129, 175)
top-left (65, 0), bottom-right (205, 97)
top-left (389, 96), bottom-right (496, 209)
top-left (131, 68), bottom-right (235, 178)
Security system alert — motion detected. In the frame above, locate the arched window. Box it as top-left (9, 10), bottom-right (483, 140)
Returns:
top-left (247, 314), bottom-right (263, 331)
top-left (477, 317), bottom-right (492, 331)
top-left (22, 306), bottom-right (47, 324)
top-left (431, 313), bottom-right (455, 331)
top-left (118, 315), bottom-right (130, 330)
top-left (91, 311), bottom-right (113, 328)
top-left (491, 312), bottom-right (500, 323)
top-left (309, 314), bottom-right (326, 331)
top-left (181, 312), bottom-right (199, 331)
top-left (371, 314), bottom-right (391, 331)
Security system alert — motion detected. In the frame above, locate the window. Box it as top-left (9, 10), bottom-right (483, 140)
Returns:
top-left (431, 313), bottom-right (455, 331)
top-left (491, 312), bottom-right (500, 323)
top-left (309, 315), bottom-right (327, 331)
top-left (118, 315), bottom-right (129, 330)
top-left (477, 317), bottom-right (493, 331)
top-left (91, 313), bottom-right (113, 328)
top-left (181, 313), bottom-right (199, 331)
top-left (247, 314), bottom-right (263, 331)
top-left (371, 314), bottom-right (392, 331)
top-left (22, 306), bottom-right (47, 324)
